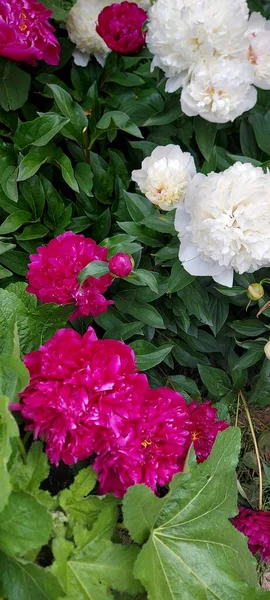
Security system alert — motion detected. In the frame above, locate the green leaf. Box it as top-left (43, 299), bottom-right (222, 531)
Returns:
top-left (54, 148), bottom-right (79, 192)
top-left (130, 341), bottom-right (174, 370)
top-left (0, 491), bottom-right (52, 556)
top-left (142, 213), bottom-right (176, 235)
top-left (59, 467), bottom-right (100, 527)
top-left (167, 262), bottom-right (195, 293)
top-left (0, 553), bottom-right (65, 600)
top-left (17, 224), bottom-right (49, 240)
top-left (167, 375), bottom-right (200, 400)
top-left (129, 269), bottom-right (158, 293)
top-left (126, 428), bottom-right (265, 600)
top-left (0, 354), bottom-right (30, 400)
top-left (0, 210), bottom-right (31, 234)
top-left (0, 395), bottom-right (19, 512)
top-left (104, 321), bottom-right (143, 342)
top-left (178, 282), bottom-right (213, 327)
top-left (0, 59), bottom-right (30, 111)
top-left (10, 442), bottom-right (49, 495)
top-left (233, 348), bottom-right (264, 370)
top-left (96, 111), bottom-right (143, 138)
top-left (47, 84), bottom-right (87, 131)
top-left (114, 295), bottom-right (165, 329)
top-left (41, 0), bottom-right (76, 19)
top-left (123, 485), bottom-right (166, 544)
top-left (52, 504), bottom-right (142, 599)
top-left (14, 114), bottom-right (70, 150)
top-left (39, 175), bottom-right (65, 227)
top-left (229, 319), bottom-right (269, 337)
top-left (0, 250), bottom-right (29, 276)
top-left (198, 365), bottom-right (232, 397)
top-left (78, 260), bottom-right (109, 284)
top-left (250, 359), bottom-right (270, 406)
top-left (18, 145), bottom-right (52, 181)
top-left (75, 162), bottom-right (93, 196)
top-left (19, 176), bottom-right (45, 220)
top-left (124, 191), bottom-right (155, 221)
top-left (194, 117), bottom-right (217, 161)
top-left (249, 110), bottom-right (270, 154)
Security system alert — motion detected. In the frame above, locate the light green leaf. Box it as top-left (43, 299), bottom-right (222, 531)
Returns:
top-left (18, 146), bottom-right (52, 181)
top-left (126, 428), bottom-right (265, 600)
top-left (0, 552), bottom-right (65, 600)
top-left (129, 270), bottom-right (158, 294)
top-left (54, 148), bottom-right (79, 192)
top-left (10, 442), bottom-right (49, 495)
top-left (52, 504), bottom-right (142, 600)
top-left (59, 467), bottom-right (104, 528)
top-left (14, 114), bottom-right (70, 149)
top-left (47, 84), bottom-right (87, 130)
top-left (130, 341), bottom-right (174, 371)
top-left (0, 395), bottom-right (19, 512)
top-left (0, 491), bottom-right (52, 556)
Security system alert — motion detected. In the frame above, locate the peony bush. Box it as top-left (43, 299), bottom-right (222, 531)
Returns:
top-left (0, 0), bottom-right (270, 598)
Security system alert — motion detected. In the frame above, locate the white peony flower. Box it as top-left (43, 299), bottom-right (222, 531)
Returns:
top-left (246, 12), bottom-right (270, 90)
top-left (175, 162), bottom-right (270, 287)
top-left (181, 57), bottom-right (257, 123)
top-left (264, 341), bottom-right (270, 360)
top-left (131, 145), bottom-right (196, 211)
top-left (147, 0), bottom-right (249, 91)
top-left (67, 0), bottom-right (151, 67)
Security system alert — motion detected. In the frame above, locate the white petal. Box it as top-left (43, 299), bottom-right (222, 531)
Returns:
top-left (179, 236), bottom-right (200, 262)
top-left (73, 50), bottom-right (90, 67)
top-left (213, 269), bottom-right (234, 287)
top-left (182, 255), bottom-right (225, 277)
top-left (94, 53), bottom-right (106, 67)
top-left (174, 206), bottom-right (190, 236)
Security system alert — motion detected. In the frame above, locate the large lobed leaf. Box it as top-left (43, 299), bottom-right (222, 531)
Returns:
top-left (123, 428), bottom-right (270, 600)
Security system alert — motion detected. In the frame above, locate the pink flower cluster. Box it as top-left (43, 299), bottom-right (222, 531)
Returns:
top-left (0, 0), bottom-right (60, 65)
top-left (96, 2), bottom-right (147, 55)
top-left (27, 232), bottom-right (134, 320)
top-left (232, 507), bottom-right (270, 563)
top-left (15, 327), bottom-right (229, 497)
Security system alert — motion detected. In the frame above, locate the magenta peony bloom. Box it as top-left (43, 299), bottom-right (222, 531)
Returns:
top-left (108, 253), bottom-right (134, 277)
top-left (0, 0), bottom-right (60, 65)
top-left (96, 2), bottom-right (147, 55)
top-left (186, 401), bottom-right (229, 463)
top-left (26, 232), bottom-right (113, 320)
top-left (232, 507), bottom-right (270, 562)
top-left (15, 327), bottom-right (148, 465)
top-left (93, 387), bottom-right (190, 497)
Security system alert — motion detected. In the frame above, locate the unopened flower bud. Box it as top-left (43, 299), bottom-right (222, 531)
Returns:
top-left (108, 253), bottom-right (134, 278)
top-left (247, 283), bottom-right (264, 301)
top-left (264, 341), bottom-right (270, 360)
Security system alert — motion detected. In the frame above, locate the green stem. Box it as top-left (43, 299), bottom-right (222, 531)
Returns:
top-left (240, 390), bottom-right (263, 510)
top-left (17, 436), bottom-right (27, 463)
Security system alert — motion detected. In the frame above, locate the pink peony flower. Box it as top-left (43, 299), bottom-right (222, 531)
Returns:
top-left (26, 232), bottom-right (113, 320)
top-left (232, 507), bottom-right (270, 562)
top-left (0, 0), bottom-right (60, 65)
top-left (96, 2), bottom-right (147, 55)
top-left (93, 387), bottom-right (190, 497)
top-left (186, 401), bottom-right (229, 463)
top-left (15, 327), bottom-right (148, 465)
top-left (108, 253), bottom-right (134, 277)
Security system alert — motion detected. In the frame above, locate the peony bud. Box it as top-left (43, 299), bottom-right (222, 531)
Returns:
top-left (108, 253), bottom-right (134, 277)
top-left (247, 283), bottom-right (264, 301)
top-left (96, 2), bottom-right (147, 55)
top-left (264, 341), bottom-right (270, 360)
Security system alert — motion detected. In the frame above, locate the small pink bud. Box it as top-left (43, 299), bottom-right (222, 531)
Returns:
top-left (108, 253), bottom-right (134, 278)
top-left (247, 283), bottom-right (264, 301)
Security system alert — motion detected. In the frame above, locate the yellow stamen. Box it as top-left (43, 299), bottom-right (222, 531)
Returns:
top-left (141, 438), bottom-right (152, 448)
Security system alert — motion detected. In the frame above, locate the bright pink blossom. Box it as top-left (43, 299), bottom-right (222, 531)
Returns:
top-left (232, 507), bottom-right (270, 562)
top-left (16, 327), bottom-right (147, 465)
top-left (186, 401), bottom-right (229, 463)
top-left (96, 2), bottom-right (147, 55)
top-left (93, 387), bottom-right (190, 497)
top-left (26, 232), bottom-right (113, 320)
top-left (108, 253), bottom-right (134, 277)
top-left (0, 0), bottom-right (60, 65)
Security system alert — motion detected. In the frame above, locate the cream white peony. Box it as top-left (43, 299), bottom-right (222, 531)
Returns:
top-left (175, 162), bottom-right (270, 287)
top-left (67, 0), bottom-right (151, 67)
top-left (147, 0), bottom-right (250, 92)
top-left (246, 12), bottom-right (270, 90)
top-left (181, 57), bottom-right (257, 123)
top-left (131, 145), bottom-right (196, 211)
